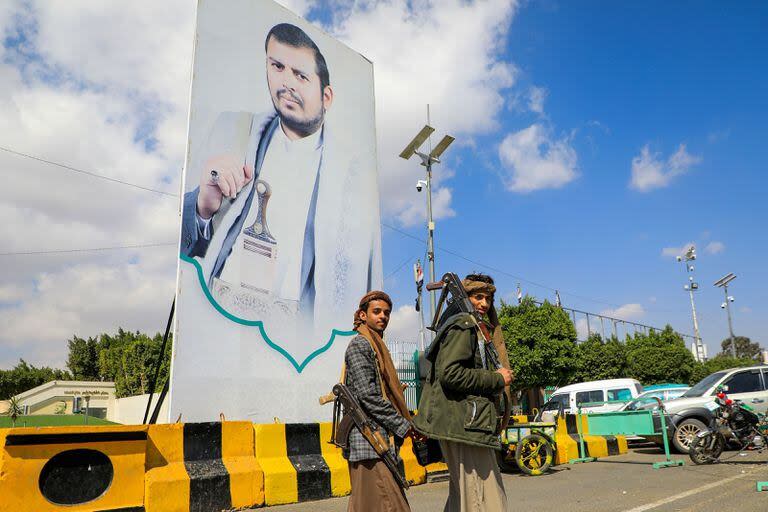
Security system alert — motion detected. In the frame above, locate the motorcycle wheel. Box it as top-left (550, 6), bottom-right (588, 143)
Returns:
top-left (689, 432), bottom-right (725, 465)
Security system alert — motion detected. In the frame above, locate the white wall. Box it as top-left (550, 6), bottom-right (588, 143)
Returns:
top-left (109, 394), bottom-right (170, 424)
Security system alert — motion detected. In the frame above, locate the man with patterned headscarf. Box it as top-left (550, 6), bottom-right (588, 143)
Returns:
top-left (342, 291), bottom-right (421, 512)
top-left (414, 273), bottom-right (514, 512)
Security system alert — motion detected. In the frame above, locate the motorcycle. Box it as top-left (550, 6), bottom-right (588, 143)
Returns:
top-left (689, 386), bottom-right (768, 465)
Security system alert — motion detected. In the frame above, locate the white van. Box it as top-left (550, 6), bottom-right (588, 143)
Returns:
top-left (539, 378), bottom-right (644, 417)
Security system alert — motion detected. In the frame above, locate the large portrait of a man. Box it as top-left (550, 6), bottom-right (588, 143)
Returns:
top-left (180, 22), bottom-right (381, 339)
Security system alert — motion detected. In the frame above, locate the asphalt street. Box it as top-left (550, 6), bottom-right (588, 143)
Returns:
top-left (260, 444), bottom-right (768, 512)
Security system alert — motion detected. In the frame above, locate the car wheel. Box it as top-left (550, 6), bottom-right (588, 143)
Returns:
top-left (673, 418), bottom-right (707, 453)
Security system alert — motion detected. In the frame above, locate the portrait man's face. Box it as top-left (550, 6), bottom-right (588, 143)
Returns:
top-left (266, 36), bottom-right (333, 138)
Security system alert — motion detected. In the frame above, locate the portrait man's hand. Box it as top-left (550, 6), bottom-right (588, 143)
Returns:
top-left (197, 155), bottom-right (254, 219)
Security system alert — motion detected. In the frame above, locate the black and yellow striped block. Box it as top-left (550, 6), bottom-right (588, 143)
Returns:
top-left (554, 414), bottom-right (628, 464)
top-left (254, 422), bottom-right (426, 506)
top-left (0, 425), bottom-right (148, 512)
top-left (144, 421), bottom-right (263, 512)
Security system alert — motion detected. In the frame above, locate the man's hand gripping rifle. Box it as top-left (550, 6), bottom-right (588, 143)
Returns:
top-left (329, 383), bottom-right (409, 489)
top-left (426, 272), bottom-right (512, 434)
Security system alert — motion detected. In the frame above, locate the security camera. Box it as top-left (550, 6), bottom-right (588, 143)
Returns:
top-left (416, 182), bottom-right (423, 192)
top-left (721, 303), bottom-right (727, 309)
top-left (729, 296), bottom-right (735, 302)
top-left (676, 256), bottom-right (682, 262)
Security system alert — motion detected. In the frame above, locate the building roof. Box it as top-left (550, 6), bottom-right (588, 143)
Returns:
top-left (14, 380), bottom-right (116, 401)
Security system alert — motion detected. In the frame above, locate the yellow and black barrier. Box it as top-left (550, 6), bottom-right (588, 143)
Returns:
top-left (254, 422), bottom-right (426, 506)
top-left (144, 421), bottom-right (264, 512)
top-left (554, 414), bottom-right (628, 464)
top-left (0, 424), bottom-right (148, 512)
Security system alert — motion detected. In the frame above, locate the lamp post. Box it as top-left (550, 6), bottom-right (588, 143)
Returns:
top-left (399, 125), bottom-right (454, 330)
top-left (714, 273), bottom-right (737, 358)
top-left (677, 246), bottom-right (706, 361)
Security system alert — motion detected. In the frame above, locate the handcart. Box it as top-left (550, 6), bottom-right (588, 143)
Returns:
top-left (498, 419), bottom-right (557, 475)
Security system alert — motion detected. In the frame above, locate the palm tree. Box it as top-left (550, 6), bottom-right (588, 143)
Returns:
top-left (5, 397), bottom-right (23, 427)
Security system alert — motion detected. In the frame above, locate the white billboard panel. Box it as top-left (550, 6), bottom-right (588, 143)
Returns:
top-left (171, 0), bottom-right (381, 423)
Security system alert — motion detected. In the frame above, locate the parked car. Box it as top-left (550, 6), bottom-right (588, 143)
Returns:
top-left (619, 386), bottom-right (690, 412)
top-left (643, 365), bottom-right (768, 453)
top-left (538, 378), bottom-right (644, 418)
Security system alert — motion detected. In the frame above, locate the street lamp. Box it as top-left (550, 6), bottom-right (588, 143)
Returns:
top-left (676, 245), bottom-right (706, 361)
top-left (399, 124), bottom-right (455, 329)
top-left (714, 272), bottom-right (737, 358)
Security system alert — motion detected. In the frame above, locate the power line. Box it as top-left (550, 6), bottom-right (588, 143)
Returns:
top-left (0, 242), bottom-right (176, 256)
top-left (0, 146), bottom-right (179, 198)
top-left (384, 254), bottom-right (417, 280)
top-left (2, 145), bottom-right (681, 314)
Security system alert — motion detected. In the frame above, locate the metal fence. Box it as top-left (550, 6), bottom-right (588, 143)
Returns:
top-left (387, 339), bottom-right (419, 410)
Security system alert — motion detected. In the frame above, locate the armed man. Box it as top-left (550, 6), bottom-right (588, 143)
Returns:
top-left (414, 273), bottom-right (514, 512)
top-left (339, 291), bottom-right (423, 512)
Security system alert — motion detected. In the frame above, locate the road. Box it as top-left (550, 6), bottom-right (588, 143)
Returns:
top-left (259, 444), bottom-right (768, 511)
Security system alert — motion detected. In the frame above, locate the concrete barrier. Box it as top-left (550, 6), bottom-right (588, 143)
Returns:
top-left (144, 421), bottom-right (264, 512)
top-left (0, 424), bottom-right (147, 512)
top-left (554, 414), bottom-right (628, 464)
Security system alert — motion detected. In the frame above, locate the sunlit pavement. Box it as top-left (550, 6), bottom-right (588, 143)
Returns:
top-left (258, 443), bottom-right (768, 511)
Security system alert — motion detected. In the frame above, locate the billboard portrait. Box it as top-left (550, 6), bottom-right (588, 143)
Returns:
top-left (171, 0), bottom-right (381, 422)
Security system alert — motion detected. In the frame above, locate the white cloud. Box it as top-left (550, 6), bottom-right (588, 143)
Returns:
top-left (630, 143), bottom-right (701, 192)
top-left (601, 303), bottom-right (645, 321)
top-left (527, 86), bottom-right (547, 114)
top-left (498, 124), bottom-right (578, 192)
top-left (395, 187), bottom-right (455, 227)
top-left (574, 303), bottom-right (645, 340)
top-left (329, 0), bottom-right (519, 224)
top-left (661, 242), bottom-right (695, 259)
top-left (740, 306), bottom-right (752, 314)
top-left (386, 305), bottom-right (423, 344)
top-left (705, 241), bottom-right (725, 254)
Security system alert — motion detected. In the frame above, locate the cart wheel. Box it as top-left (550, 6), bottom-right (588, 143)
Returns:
top-left (496, 444), bottom-right (518, 473)
top-left (515, 434), bottom-right (553, 476)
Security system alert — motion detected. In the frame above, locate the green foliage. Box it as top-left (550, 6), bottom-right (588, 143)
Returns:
top-left (624, 326), bottom-right (697, 385)
top-left (4, 396), bottom-right (23, 426)
top-left (66, 336), bottom-right (100, 380)
top-left (690, 355), bottom-right (756, 384)
top-left (573, 334), bottom-right (628, 382)
top-left (498, 297), bottom-right (577, 390)
top-left (719, 336), bottom-right (761, 360)
top-left (0, 360), bottom-right (70, 400)
top-left (94, 328), bottom-right (172, 398)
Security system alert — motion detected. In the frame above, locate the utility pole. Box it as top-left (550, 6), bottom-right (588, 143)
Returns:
top-left (677, 246), bottom-right (706, 361)
top-left (399, 114), bottom-right (454, 332)
top-left (714, 273), bottom-right (737, 358)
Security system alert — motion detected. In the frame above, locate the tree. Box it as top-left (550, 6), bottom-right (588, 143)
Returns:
top-left (66, 336), bottom-right (100, 380)
top-left (690, 355), bottom-right (756, 384)
top-left (0, 360), bottom-right (70, 400)
top-left (719, 336), bottom-right (761, 361)
top-left (94, 328), bottom-right (172, 398)
top-left (498, 297), bottom-right (578, 391)
top-left (573, 334), bottom-right (628, 382)
top-left (625, 326), bottom-right (696, 385)
top-left (5, 397), bottom-right (23, 426)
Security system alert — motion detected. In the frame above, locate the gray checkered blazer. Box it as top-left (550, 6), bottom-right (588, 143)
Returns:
top-left (342, 335), bottom-right (411, 462)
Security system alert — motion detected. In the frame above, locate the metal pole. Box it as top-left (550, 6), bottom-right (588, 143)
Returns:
top-left (601, 316), bottom-right (605, 339)
top-left (417, 285), bottom-right (426, 351)
top-left (724, 284), bottom-right (736, 357)
top-left (688, 287), bottom-right (703, 361)
top-left (425, 161), bottom-right (436, 327)
top-left (586, 314), bottom-right (591, 338)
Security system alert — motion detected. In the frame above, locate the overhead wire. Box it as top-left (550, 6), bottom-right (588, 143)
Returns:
top-left (2, 144), bottom-right (679, 314)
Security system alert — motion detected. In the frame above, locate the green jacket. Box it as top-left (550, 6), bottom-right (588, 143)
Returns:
top-left (414, 312), bottom-right (505, 449)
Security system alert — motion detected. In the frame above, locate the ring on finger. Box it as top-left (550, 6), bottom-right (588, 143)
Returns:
top-left (210, 169), bottom-right (220, 184)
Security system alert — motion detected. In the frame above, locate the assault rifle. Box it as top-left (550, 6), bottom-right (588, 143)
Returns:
top-left (425, 272), bottom-right (511, 433)
top-left (330, 383), bottom-right (409, 489)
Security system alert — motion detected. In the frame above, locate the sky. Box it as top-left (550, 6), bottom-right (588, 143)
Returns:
top-left (0, 0), bottom-right (765, 369)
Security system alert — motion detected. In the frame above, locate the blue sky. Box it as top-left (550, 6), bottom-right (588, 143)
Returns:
top-left (0, 0), bottom-right (765, 368)
top-left (376, 1), bottom-right (767, 354)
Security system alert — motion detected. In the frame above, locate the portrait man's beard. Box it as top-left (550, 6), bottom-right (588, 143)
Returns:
top-left (274, 88), bottom-right (325, 137)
